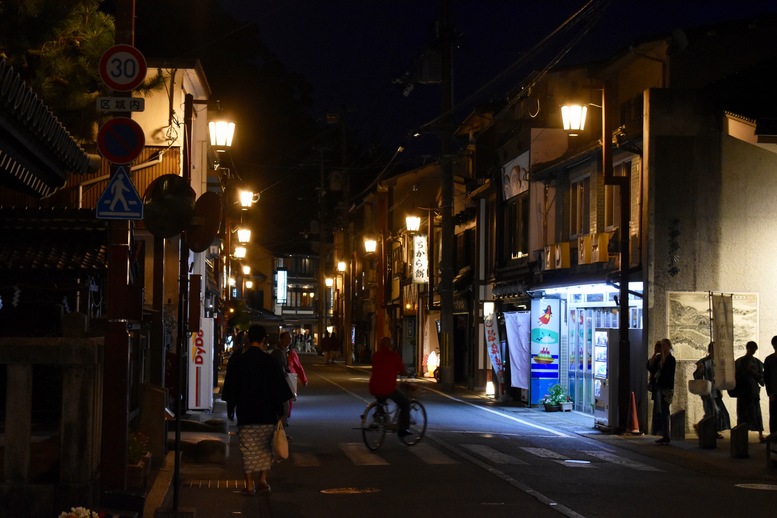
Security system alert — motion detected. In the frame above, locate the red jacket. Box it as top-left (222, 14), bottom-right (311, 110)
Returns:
top-left (369, 348), bottom-right (405, 397)
top-left (288, 349), bottom-right (308, 385)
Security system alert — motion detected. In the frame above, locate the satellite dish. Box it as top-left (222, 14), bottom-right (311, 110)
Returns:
top-left (188, 191), bottom-right (223, 252)
top-left (143, 174), bottom-right (196, 238)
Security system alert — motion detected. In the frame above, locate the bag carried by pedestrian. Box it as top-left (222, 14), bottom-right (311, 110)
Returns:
top-left (287, 372), bottom-right (298, 398)
top-left (688, 379), bottom-right (711, 396)
top-left (273, 420), bottom-right (289, 460)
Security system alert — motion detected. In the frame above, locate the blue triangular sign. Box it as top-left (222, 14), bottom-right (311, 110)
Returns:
top-left (96, 167), bottom-right (143, 220)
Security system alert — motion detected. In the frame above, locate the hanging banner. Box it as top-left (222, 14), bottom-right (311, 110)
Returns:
top-left (412, 235), bottom-right (429, 283)
top-left (188, 318), bottom-right (214, 410)
top-left (711, 293), bottom-right (736, 390)
top-left (530, 299), bottom-right (560, 404)
top-left (484, 313), bottom-right (504, 383)
top-left (504, 311), bottom-right (531, 390)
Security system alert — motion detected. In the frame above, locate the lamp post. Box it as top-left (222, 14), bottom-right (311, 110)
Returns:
top-left (561, 80), bottom-right (630, 433)
top-left (173, 93), bottom-right (234, 511)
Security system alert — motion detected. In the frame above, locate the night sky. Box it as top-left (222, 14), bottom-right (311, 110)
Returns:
top-left (130, 1), bottom-right (777, 252)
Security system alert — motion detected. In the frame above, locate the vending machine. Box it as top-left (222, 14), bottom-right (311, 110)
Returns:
top-left (593, 329), bottom-right (617, 427)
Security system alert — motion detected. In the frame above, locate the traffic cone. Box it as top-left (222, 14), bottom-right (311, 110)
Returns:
top-left (627, 391), bottom-right (641, 434)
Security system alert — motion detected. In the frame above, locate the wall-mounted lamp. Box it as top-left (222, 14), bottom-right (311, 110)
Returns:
top-left (239, 190), bottom-right (254, 209)
top-left (561, 103), bottom-right (587, 136)
top-left (236, 226), bottom-right (252, 243)
top-left (245, 280), bottom-right (253, 289)
top-left (364, 237), bottom-right (378, 254)
top-left (406, 215), bottom-right (421, 232)
top-left (325, 277), bottom-right (334, 288)
top-left (209, 119), bottom-right (235, 152)
top-left (337, 261), bottom-right (347, 273)
top-left (242, 265), bottom-right (251, 275)
top-left (234, 246), bottom-right (247, 259)
top-left (228, 277), bottom-right (236, 287)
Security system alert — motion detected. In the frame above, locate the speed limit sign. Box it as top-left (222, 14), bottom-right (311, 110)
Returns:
top-left (99, 44), bottom-right (147, 92)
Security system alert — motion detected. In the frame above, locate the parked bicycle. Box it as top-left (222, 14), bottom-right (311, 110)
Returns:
top-left (361, 383), bottom-right (427, 451)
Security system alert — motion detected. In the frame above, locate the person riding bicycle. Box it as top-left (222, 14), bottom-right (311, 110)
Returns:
top-left (369, 336), bottom-right (412, 437)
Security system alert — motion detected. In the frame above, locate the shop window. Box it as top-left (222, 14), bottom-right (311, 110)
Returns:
top-left (506, 194), bottom-right (529, 259)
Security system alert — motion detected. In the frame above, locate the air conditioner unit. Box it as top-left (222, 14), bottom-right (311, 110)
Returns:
top-left (544, 245), bottom-right (555, 270)
top-left (591, 232), bottom-right (611, 263)
top-left (555, 242), bottom-right (570, 269)
top-left (577, 234), bottom-right (592, 265)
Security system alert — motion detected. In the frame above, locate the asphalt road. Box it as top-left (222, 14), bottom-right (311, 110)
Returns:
top-left (175, 353), bottom-right (777, 518)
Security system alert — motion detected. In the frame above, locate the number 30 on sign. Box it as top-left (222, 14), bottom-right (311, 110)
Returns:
top-left (99, 44), bottom-right (147, 92)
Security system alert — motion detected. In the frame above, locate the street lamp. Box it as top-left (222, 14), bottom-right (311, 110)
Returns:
top-left (561, 81), bottom-right (631, 433)
top-left (406, 215), bottom-right (421, 232)
top-left (364, 237), bottom-right (378, 254)
top-left (236, 226), bottom-right (251, 243)
top-left (173, 93), bottom-right (234, 510)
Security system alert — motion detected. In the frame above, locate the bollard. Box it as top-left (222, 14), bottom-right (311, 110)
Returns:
top-left (697, 415), bottom-right (716, 449)
top-left (669, 410), bottom-right (685, 441)
top-left (730, 424), bottom-right (749, 458)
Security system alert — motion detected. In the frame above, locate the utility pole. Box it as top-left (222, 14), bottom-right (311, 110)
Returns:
top-left (438, 0), bottom-right (455, 388)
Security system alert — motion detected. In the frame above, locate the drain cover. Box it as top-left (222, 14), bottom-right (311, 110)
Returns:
top-left (735, 484), bottom-right (777, 491)
top-left (320, 487), bottom-right (382, 495)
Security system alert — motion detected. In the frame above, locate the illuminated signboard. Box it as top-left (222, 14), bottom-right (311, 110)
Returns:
top-left (276, 268), bottom-right (288, 304)
top-left (412, 235), bottom-right (429, 283)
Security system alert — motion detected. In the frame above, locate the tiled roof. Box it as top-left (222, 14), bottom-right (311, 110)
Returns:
top-left (0, 207), bottom-right (109, 273)
top-left (0, 59), bottom-right (93, 197)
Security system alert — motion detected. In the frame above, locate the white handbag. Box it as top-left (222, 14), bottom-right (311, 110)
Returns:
top-left (286, 372), bottom-right (298, 397)
top-left (688, 379), bottom-right (712, 396)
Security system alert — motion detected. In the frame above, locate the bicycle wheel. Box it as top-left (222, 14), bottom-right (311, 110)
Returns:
top-left (400, 400), bottom-right (427, 445)
top-left (361, 402), bottom-right (387, 451)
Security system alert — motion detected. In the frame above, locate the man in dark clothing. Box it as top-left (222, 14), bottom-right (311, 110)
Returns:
top-left (764, 336), bottom-right (777, 435)
top-left (222, 324), bottom-right (294, 494)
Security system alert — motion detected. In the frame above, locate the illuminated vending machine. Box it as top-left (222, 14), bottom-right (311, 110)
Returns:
top-left (593, 329), bottom-right (618, 428)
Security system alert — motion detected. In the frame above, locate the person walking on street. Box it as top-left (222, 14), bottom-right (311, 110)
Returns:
top-left (221, 324), bottom-right (294, 494)
top-left (369, 336), bottom-right (411, 437)
top-left (647, 338), bottom-right (676, 444)
top-left (287, 334), bottom-right (308, 422)
top-left (765, 336), bottom-right (777, 436)
top-left (270, 332), bottom-right (293, 429)
top-left (693, 342), bottom-right (731, 438)
top-left (736, 340), bottom-right (766, 442)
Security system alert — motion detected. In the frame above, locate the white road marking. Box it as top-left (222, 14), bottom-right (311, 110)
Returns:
top-left (461, 444), bottom-right (528, 465)
top-left (340, 443), bottom-right (388, 465)
top-left (406, 442), bottom-right (458, 464)
top-left (580, 449), bottom-right (662, 471)
top-left (520, 447), bottom-right (568, 459)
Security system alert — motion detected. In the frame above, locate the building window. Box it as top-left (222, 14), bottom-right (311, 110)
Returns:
top-left (604, 161), bottom-right (629, 230)
top-left (506, 194), bottom-right (529, 258)
top-left (569, 175), bottom-right (590, 238)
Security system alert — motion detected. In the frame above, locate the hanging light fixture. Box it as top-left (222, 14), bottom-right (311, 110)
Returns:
top-left (209, 119), bottom-right (235, 152)
top-left (364, 237), bottom-right (377, 254)
top-left (337, 261), bottom-right (347, 273)
top-left (561, 103), bottom-right (587, 136)
top-left (242, 265), bottom-right (251, 275)
top-left (234, 246), bottom-right (247, 259)
top-left (236, 226), bottom-right (251, 243)
top-left (406, 215), bottom-right (421, 232)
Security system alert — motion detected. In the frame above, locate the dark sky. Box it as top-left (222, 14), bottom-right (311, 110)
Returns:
top-left (217, 0), bottom-right (777, 168)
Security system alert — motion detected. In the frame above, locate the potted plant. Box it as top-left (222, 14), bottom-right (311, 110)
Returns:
top-left (541, 384), bottom-right (572, 411)
top-left (127, 431), bottom-right (149, 489)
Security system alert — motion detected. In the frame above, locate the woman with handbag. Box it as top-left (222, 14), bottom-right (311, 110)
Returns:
top-left (692, 342), bottom-right (731, 438)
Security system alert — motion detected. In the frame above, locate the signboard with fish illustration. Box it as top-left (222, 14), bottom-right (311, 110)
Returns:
top-left (530, 298), bottom-right (560, 404)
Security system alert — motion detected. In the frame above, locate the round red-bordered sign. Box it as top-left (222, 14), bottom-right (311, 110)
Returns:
top-left (97, 117), bottom-right (145, 164)
top-left (99, 44), bottom-right (147, 92)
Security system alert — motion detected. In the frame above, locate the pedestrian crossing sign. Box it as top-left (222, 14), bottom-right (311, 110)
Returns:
top-left (96, 166), bottom-right (143, 220)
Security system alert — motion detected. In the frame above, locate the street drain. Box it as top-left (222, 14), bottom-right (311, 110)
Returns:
top-left (320, 487), bottom-right (382, 495)
top-left (735, 483), bottom-right (777, 491)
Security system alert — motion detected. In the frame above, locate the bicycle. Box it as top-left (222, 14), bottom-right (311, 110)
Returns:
top-left (361, 385), bottom-right (427, 451)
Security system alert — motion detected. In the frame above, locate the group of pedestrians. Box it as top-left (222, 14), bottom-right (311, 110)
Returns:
top-left (647, 336), bottom-right (777, 445)
top-left (221, 325), bottom-right (308, 495)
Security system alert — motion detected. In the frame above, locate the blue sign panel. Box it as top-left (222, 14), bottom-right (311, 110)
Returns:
top-left (96, 167), bottom-right (143, 220)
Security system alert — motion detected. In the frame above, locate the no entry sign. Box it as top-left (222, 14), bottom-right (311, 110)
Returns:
top-left (99, 44), bottom-right (147, 92)
top-left (97, 117), bottom-right (145, 164)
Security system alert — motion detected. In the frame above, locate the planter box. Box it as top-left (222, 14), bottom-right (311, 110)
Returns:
top-left (544, 402), bottom-right (573, 412)
top-left (126, 460), bottom-right (146, 490)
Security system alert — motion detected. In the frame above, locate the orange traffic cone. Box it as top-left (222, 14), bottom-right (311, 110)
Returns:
top-left (627, 391), bottom-right (641, 434)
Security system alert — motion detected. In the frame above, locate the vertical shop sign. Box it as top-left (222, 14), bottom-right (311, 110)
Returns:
top-left (412, 235), bottom-right (429, 283)
top-left (188, 319), bottom-right (214, 410)
top-left (484, 313), bottom-right (503, 383)
top-left (530, 298), bottom-right (560, 404)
